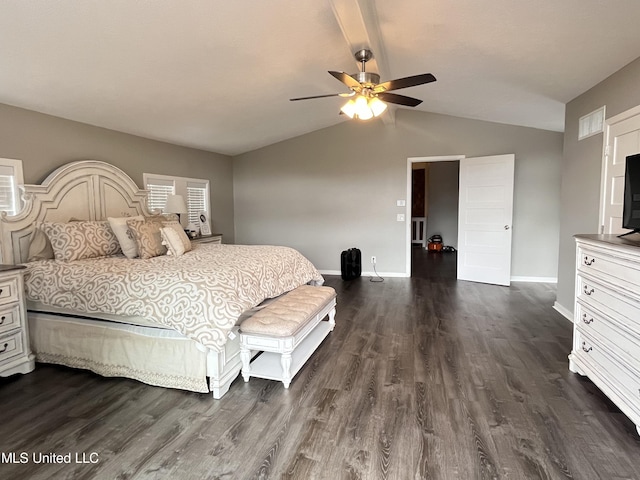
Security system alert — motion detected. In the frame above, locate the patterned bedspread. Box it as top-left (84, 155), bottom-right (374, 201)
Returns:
top-left (24, 244), bottom-right (324, 351)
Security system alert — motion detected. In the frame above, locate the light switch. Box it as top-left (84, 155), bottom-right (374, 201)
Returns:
top-left (397, 213), bottom-right (405, 222)
top-left (396, 200), bottom-right (406, 207)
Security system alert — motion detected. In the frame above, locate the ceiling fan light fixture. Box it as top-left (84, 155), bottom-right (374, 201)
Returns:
top-left (340, 95), bottom-right (386, 120)
top-left (369, 97), bottom-right (387, 117)
top-left (354, 96), bottom-right (373, 120)
top-left (340, 98), bottom-right (358, 118)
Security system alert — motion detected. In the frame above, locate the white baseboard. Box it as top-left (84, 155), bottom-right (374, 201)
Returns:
top-left (317, 270), bottom-right (409, 278)
top-left (553, 302), bottom-right (573, 322)
top-left (511, 276), bottom-right (558, 283)
top-left (319, 271), bottom-right (557, 282)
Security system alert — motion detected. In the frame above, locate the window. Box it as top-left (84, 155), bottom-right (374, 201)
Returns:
top-left (187, 181), bottom-right (208, 226)
top-left (143, 173), bottom-right (210, 227)
top-left (0, 158), bottom-right (24, 216)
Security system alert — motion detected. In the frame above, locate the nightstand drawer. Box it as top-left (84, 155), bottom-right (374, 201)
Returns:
top-left (192, 234), bottom-right (222, 245)
top-left (0, 331), bottom-right (25, 364)
top-left (0, 304), bottom-right (21, 335)
top-left (0, 277), bottom-right (19, 306)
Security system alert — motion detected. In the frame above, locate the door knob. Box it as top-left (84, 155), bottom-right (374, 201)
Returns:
top-left (504, 225), bottom-right (510, 230)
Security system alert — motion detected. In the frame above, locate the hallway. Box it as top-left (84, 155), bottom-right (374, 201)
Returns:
top-left (411, 244), bottom-right (457, 280)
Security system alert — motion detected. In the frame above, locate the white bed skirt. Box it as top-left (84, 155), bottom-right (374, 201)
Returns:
top-left (28, 313), bottom-right (243, 396)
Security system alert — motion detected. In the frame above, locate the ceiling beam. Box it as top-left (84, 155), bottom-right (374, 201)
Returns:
top-left (328, 0), bottom-right (396, 126)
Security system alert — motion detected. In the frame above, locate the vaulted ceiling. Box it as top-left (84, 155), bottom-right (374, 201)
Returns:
top-left (1, 1), bottom-right (640, 155)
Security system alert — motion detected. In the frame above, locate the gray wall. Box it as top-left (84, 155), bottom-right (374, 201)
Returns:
top-left (425, 161), bottom-right (459, 249)
top-left (234, 109), bottom-right (563, 277)
top-left (0, 103), bottom-right (235, 242)
top-left (556, 56), bottom-right (640, 314)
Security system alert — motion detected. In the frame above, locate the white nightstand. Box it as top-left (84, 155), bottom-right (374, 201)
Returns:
top-left (191, 234), bottom-right (223, 245)
top-left (0, 265), bottom-right (35, 377)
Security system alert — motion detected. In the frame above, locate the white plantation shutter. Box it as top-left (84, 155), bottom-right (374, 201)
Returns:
top-left (0, 160), bottom-right (23, 216)
top-left (187, 181), bottom-right (208, 226)
top-left (0, 174), bottom-right (17, 215)
top-left (144, 177), bottom-right (175, 213)
top-left (143, 172), bottom-right (210, 226)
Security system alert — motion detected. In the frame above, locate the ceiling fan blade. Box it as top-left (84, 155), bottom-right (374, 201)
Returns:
top-left (290, 93), bottom-right (347, 101)
top-left (377, 92), bottom-right (423, 107)
top-left (374, 73), bottom-right (436, 93)
top-left (328, 71), bottom-right (362, 90)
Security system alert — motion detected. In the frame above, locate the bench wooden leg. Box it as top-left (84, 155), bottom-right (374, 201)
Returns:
top-left (240, 346), bottom-right (251, 382)
top-left (328, 307), bottom-right (336, 331)
top-left (281, 353), bottom-right (292, 388)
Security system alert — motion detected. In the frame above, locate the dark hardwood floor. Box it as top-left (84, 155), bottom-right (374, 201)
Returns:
top-left (1, 252), bottom-right (640, 479)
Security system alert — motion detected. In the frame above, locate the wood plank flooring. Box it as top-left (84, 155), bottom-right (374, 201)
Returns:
top-left (1, 251), bottom-right (640, 479)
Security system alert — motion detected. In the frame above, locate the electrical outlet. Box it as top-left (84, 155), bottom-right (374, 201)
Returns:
top-left (371, 256), bottom-right (376, 265)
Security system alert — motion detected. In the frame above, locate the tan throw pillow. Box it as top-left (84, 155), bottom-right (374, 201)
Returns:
top-left (161, 221), bottom-right (191, 254)
top-left (108, 215), bottom-right (144, 259)
top-left (27, 227), bottom-right (55, 262)
top-left (161, 227), bottom-right (186, 256)
top-left (126, 217), bottom-right (167, 259)
top-left (41, 221), bottom-right (121, 261)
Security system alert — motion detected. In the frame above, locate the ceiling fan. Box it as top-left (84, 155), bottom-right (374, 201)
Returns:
top-left (290, 49), bottom-right (436, 120)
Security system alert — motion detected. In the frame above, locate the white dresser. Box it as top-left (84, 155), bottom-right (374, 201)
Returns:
top-left (0, 265), bottom-right (35, 377)
top-left (571, 235), bottom-right (640, 435)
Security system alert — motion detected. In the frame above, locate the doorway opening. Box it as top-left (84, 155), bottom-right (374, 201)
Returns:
top-left (406, 156), bottom-right (464, 277)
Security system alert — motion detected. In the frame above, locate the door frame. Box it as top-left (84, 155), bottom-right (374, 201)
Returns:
top-left (599, 104), bottom-right (640, 233)
top-left (406, 155), bottom-right (465, 275)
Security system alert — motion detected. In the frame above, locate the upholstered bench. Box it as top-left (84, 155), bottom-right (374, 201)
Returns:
top-left (239, 285), bottom-right (336, 388)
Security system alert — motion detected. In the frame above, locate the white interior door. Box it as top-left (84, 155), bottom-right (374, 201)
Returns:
top-left (457, 154), bottom-right (515, 286)
top-left (601, 109), bottom-right (640, 234)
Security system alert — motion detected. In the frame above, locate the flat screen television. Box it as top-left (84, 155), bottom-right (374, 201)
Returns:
top-left (621, 152), bottom-right (640, 237)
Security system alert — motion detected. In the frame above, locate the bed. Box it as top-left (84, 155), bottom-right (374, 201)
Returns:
top-left (0, 160), bottom-right (323, 398)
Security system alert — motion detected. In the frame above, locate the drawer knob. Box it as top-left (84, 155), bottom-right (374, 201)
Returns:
top-left (582, 342), bottom-right (593, 353)
top-left (582, 314), bottom-right (593, 325)
top-left (583, 285), bottom-right (594, 296)
top-left (0, 343), bottom-right (7, 353)
top-left (583, 256), bottom-right (596, 266)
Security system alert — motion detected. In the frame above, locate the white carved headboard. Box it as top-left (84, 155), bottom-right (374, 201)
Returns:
top-left (0, 160), bottom-right (152, 265)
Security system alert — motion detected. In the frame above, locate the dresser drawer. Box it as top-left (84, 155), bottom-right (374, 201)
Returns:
top-left (575, 330), bottom-right (640, 419)
top-left (576, 303), bottom-right (640, 363)
top-left (577, 275), bottom-right (640, 334)
top-left (0, 304), bottom-right (21, 335)
top-left (0, 330), bottom-right (25, 364)
top-left (0, 276), bottom-right (19, 306)
top-left (578, 244), bottom-right (640, 292)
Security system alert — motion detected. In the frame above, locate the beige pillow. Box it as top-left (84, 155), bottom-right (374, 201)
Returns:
top-left (41, 221), bottom-right (121, 261)
top-left (161, 221), bottom-right (191, 254)
top-left (108, 215), bottom-right (144, 258)
top-left (126, 217), bottom-right (167, 259)
top-left (161, 227), bottom-right (187, 256)
top-left (27, 227), bottom-right (55, 262)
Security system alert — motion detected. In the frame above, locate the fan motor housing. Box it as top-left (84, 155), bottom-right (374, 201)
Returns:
top-left (351, 71), bottom-right (380, 87)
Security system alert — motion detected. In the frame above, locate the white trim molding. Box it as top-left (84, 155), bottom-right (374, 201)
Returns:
top-left (552, 301), bottom-right (573, 322)
top-left (510, 276), bottom-right (557, 283)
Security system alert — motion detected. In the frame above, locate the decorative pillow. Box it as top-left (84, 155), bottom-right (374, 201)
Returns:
top-left (41, 221), bottom-right (122, 261)
top-left (161, 220), bottom-right (192, 254)
top-left (27, 227), bottom-right (55, 262)
top-left (108, 215), bottom-right (144, 259)
top-left (126, 217), bottom-right (167, 259)
top-left (161, 227), bottom-right (187, 256)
